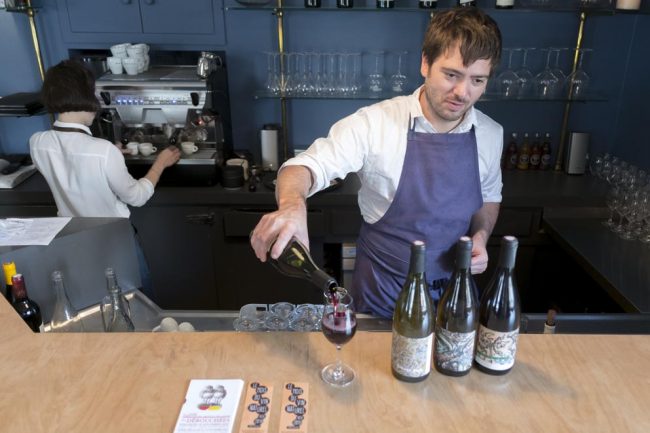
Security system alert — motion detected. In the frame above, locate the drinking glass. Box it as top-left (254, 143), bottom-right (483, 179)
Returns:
top-left (534, 49), bottom-right (560, 99)
top-left (390, 50), bottom-right (409, 93)
top-left (550, 47), bottom-right (569, 86)
top-left (567, 48), bottom-right (592, 99)
top-left (603, 186), bottom-right (620, 229)
top-left (515, 47), bottom-right (535, 98)
top-left (264, 51), bottom-right (281, 95)
top-left (366, 50), bottom-right (386, 94)
top-left (496, 48), bottom-right (520, 99)
top-left (233, 304), bottom-right (267, 332)
top-left (321, 292), bottom-right (357, 387)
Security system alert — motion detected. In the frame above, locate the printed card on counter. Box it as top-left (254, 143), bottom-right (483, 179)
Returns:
top-left (173, 379), bottom-right (244, 433)
top-left (238, 381), bottom-right (273, 433)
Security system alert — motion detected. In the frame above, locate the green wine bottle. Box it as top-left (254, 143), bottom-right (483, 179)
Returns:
top-left (391, 240), bottom-right (435, 382)
top-left (434, 236), bottom-right (479, 376)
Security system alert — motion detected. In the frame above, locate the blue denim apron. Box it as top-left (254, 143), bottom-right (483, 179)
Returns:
top-left (353, 121), bottom-right (483, 318)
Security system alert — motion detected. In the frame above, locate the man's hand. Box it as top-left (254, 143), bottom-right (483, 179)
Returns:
top-left (250, 165), bottom-right (314, 262)
top-left (470, 234), bottom-right (489, 274)
top-left (154, 146), bottom-right (181, 168)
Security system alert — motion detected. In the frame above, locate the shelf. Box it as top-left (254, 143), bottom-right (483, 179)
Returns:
top-left (254, 89), bottom-right (608, 102)
top-left (226, 5), bottom-right (617, 14)
top-left (0, 108), bottom-right (47, 117)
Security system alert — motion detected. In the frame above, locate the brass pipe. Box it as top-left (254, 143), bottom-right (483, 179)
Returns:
top-left (555, 11), bottom-right (586, 172)
top-left (276, 0), bottom-right (289, 163)
top-left (25, 0), bottom-right (45, 82)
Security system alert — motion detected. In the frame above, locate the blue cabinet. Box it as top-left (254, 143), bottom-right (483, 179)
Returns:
top-left (57, 0), bottom-right (225, 45)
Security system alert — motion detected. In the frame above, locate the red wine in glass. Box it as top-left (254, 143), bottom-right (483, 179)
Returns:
top-left (322, 311), bottom-right (357, 346)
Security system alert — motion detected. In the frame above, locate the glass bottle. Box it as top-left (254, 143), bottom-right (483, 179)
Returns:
top-left (10, 274), bottom-right (42, 332)
top-left (101, 268), bottom-right (135, 332)
top-left (377, 0), bottom-right (394, 7)
top-left (517, 132), bottom-right (531, 170)
top-left (540, 132), bottom-right (552, 170)
top-left (50, 270), bottom-right (85, 332)
top-left (457, 0), bottom-right (477, 6)
top-left (475, 236), bottom-right (521, 375)
top-left (434, 236), bottom-right (479, 376)
top-left (337, 0), bottom-right (353, 8)
top-left (269, 237), bottom-right (338, 296)
top-left (3, 261), bottom-right (17, 304)
top-left (529, 132), bottom-right (542, 170)
top-left (391, 240), bottom-right (435, 382)
top-left (304, 0), bottom-right (321, 7)
top-left (504, 132), bottom-right (518, 170)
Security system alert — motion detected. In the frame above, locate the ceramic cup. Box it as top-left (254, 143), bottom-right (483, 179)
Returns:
top-left (138, 142), bottom-right (157, 156)
top-left (122, 57), bottom-right (140, 75)
top-left (181, 141), bottom-right (199, 155)
top-left (125, 142), bottom-right (139, 156)
top-left (107, 56), bottom-right (123, 75)
top-left (110, 43), bottom-right (131, 59)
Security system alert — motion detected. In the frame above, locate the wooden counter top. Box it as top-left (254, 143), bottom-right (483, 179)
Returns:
top-left (2, 300), bottom-right (649, 433)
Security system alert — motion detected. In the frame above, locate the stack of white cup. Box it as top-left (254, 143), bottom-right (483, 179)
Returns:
top-left (107, 43), bottom-right (150, 76)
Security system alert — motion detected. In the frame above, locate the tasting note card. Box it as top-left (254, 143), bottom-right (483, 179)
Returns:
top-left (173, 379), bottom-right (244, 433)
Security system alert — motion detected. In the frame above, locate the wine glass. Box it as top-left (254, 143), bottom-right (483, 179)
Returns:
top-left (321, 290), bottom-right (357, 387)
top-left (567, 48), bottom-right (592, 99)
top-left (534, 49), bottom-right (560, 99)
top-left (366, 50), bottom-right (386, 94)
top-left (515, 47), bottom-right (535, 98)
top-left (496, 48), bottom-right (520, 99)
top-left (390, 50), bottom-right (409, 93)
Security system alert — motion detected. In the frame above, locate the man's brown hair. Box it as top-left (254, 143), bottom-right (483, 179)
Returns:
top-left (422, 7), bottom-right (502, 74)
top-left (42, 60), bottom-right (100, 114)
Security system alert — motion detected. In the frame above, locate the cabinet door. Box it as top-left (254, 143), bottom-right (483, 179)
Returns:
top-left (64, 0), bottom-right (142, 33)
top-left (130, 206), bottom-right (219, 310)
top-left (216, 208), bottom-right (327, 310)
top-left (140, 0), bottom-right (216, 35)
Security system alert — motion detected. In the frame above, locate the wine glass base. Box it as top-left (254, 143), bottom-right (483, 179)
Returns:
top-left (321, 362), bottom-right (355, 387)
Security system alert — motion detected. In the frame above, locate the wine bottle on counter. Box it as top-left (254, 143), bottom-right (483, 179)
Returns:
top-left (475, 236), bottom-right (521, 375)
top-left (457, 0), bottom-right (477, 6)
top-left (268, 237), bottom-right (339, 296)
top-left (10, 274), bottom-right (42, 333)
top-left (50, 271), bottom-right (85, 333)
top-left (377, 0), bottom-right (394, 8)
top-left (434, 237), bottom-right (479, 376)
top-left (495, 0), bottom-right (514, 8)
top-left (419, 0), bottom-right (437, 8)
top-left (304, 0), bottom-right (321, 8)
top-left (391, 240), bottom-right (435, 382)
top-left (101, 268), bottom-right (134, 332)
top-left (540, 132), bottom-right (552, 170)
top-left (337, 0), bottom-right (353, 8)
top-left (3, 261), bottom-right (17, 303)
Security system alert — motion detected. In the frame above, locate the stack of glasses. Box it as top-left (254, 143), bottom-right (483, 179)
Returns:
top-left (591, 153), bottom-right (650, 242)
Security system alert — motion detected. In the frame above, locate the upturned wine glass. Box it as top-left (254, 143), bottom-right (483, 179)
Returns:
top-left (496, 48), bottom-right (520, 99)
top-left (534, 49), bottom-right (561, 99)
top-left (515, 47), bottom-right (535, 98)
top-left (321, 291), bottom-right (357, 387)
top-left (567, 48), bottom-right (593, 99)
top-left (390, 51), bottom-right (409, 93)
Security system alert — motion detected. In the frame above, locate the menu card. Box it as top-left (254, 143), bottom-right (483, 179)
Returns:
top-left (173, 379), bottom-right (244, 433)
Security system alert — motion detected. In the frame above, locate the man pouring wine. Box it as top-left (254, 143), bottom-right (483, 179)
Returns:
top-left (251, 7), bottom-right (504, 319)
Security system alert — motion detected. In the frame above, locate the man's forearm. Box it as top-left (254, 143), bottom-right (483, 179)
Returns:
top-left (276, 165), bottom-right (313, 210)
top-left (470, 202), bottom-right (500, 246)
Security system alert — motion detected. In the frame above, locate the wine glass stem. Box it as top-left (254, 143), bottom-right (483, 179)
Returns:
top-left (334, 345), bottom-right (343, 377)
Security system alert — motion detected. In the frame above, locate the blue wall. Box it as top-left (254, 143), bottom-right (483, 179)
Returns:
top-left (1, 1), bottom-right (649, 168)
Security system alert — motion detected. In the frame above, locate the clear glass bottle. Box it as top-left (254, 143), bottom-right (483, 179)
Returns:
top-left (391, 240), bottom-right (435, 382)
top-left (101, 268), bottom-right (135, 332)
top-left (50, 270), bottom-right (85, 332)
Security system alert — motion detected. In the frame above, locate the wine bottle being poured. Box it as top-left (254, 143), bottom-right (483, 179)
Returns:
top-left (268, 237), bottom-right (340, 298)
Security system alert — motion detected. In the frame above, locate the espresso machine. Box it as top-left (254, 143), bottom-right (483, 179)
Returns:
top-left (92, 53), bottom-right (233, 186)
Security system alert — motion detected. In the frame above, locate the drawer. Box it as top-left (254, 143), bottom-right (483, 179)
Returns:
top-left (223, 209), bottom-right (325, 238)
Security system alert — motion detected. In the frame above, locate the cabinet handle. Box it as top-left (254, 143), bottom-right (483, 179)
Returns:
top-left (185, 213), bottom-right (215, 226)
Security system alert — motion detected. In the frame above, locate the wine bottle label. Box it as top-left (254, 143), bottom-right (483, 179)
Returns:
top-left (391, 329), bottom-right (433, 378)
top-left (475, 325), bottom-right (519, 371)
top-left (434, 326), bottom-right (476, 373)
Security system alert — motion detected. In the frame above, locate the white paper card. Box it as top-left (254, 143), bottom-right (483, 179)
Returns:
top-left (173, 379), bottom-right (245, 433)
top-left (0, 217), bottom-right (71, 246)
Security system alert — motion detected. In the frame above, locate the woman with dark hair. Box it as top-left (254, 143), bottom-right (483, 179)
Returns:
top-left (30, 59), bottom-right (180, 296)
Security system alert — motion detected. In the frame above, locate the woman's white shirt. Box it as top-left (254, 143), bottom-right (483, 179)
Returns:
top-left (282, 86), bottom-right (503, 224)
top-left (30, 121), bottom-right (154, 218)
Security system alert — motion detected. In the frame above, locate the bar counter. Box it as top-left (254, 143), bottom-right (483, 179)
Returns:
top-left (1, 299), bottom-right (649, 433)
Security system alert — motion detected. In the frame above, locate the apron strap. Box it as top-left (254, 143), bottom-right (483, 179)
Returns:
top-left (52, 125), bottom-right (91, 136)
